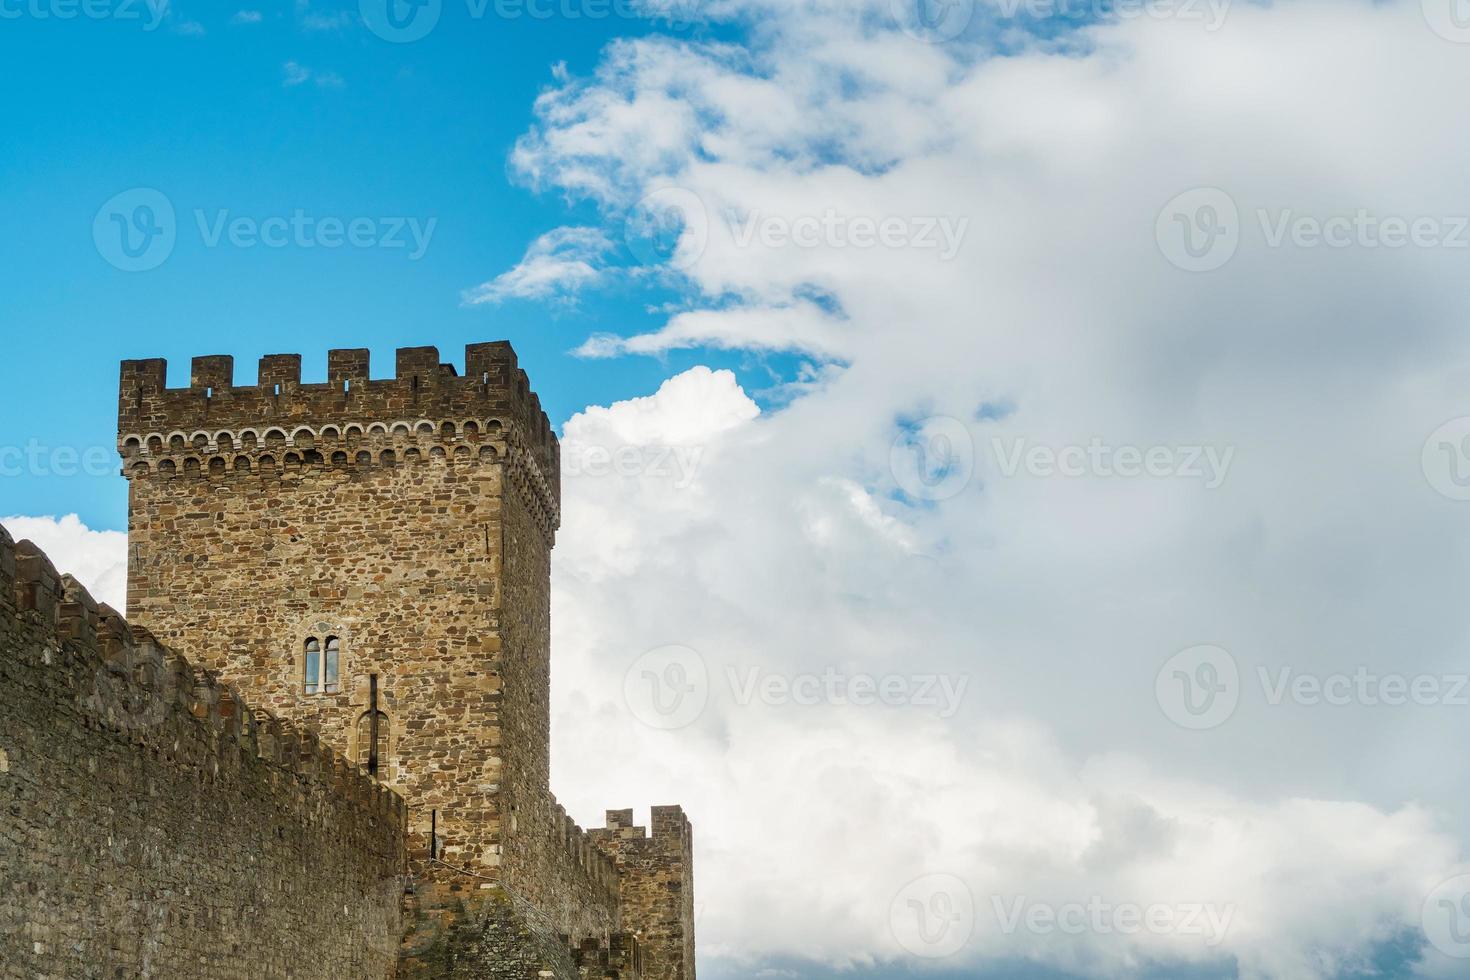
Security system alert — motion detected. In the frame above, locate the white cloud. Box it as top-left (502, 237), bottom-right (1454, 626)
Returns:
top-left (1, 515), bottom-right (127, 612)
top-left (282, 61), bottom-right (344, 89)
top-left (295, 0), bottom-right (350, 31)
top-left (565, 365), bottom-right (759, 445)
top-left (282, 60), bottom-right (312, 87)
top-left (573, 302), bottom-right (852, 359)
top-left (232, 10), bottom-right (263, 24)
top-left (514, 1), bottom-right (1470, 976)
top-left (465, 226), bottom-right (616, 305)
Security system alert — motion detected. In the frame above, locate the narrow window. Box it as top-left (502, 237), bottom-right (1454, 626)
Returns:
top-left (324, 637), bottom-right (340, 694)
top-left (356, 707), bottom-right (390, 776)
top-left (304, 638), bottom-right (320, 695)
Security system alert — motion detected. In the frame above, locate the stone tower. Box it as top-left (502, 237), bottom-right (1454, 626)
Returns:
top-left (118, 343), bottom-right (559, 881)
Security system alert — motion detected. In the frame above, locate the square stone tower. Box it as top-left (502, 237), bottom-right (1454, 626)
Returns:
top-left (118, 342), bottom-right (697, 978)
top-left (117, 343), bottom-right (559, 876)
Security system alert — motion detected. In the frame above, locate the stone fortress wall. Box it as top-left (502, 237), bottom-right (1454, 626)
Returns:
top-left (0, 523), bottom-right (408, 980)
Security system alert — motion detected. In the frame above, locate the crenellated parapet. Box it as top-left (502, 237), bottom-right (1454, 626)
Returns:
top-left (553, 794), bottom-right (622, 892)
top-left (117, 342), bottom-right (561, 535)
top-left (0, 522), bottom-right (406, 829)
top-left (591, 807), bottom-right (697, 980)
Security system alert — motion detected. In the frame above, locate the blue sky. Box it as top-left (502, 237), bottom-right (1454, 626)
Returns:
top-left (0, 0), bottom-right (777, 530)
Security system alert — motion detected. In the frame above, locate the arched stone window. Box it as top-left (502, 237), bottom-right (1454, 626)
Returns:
top-left (325, 637), bottom-right (341, 693)
top-left (304, 638), bottom-right (320, 695)
top-left (302, 635), bottom-right (341, 695)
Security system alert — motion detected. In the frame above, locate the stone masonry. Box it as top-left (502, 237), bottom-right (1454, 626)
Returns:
top-left (0, 523), bottom-right (408, 979)
top-left (104, 341), bottom-right (697, 978)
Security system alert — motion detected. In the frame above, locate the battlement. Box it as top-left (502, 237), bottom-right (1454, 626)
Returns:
top-left (0, 522), bottom-right (406, 828)
top-left (591, 806), bottom-right (696, 980)
top-left (596, 806), bottom-right (694, 852)
top-left (550, 794), bottom-right (621, 895)
top-left (117, 343), bottom-right (560, 517)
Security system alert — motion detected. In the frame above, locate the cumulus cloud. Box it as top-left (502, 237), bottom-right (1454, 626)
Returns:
top-left (1, 515), bottom-right (127, 611)
top-left (512, 1), bottom-right (1470, 976)
top-left (464, 226), bottom-right (616, 305)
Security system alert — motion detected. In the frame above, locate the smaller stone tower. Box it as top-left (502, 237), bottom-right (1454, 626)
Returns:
top-left (593, 808), bottom-right (698, 980)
